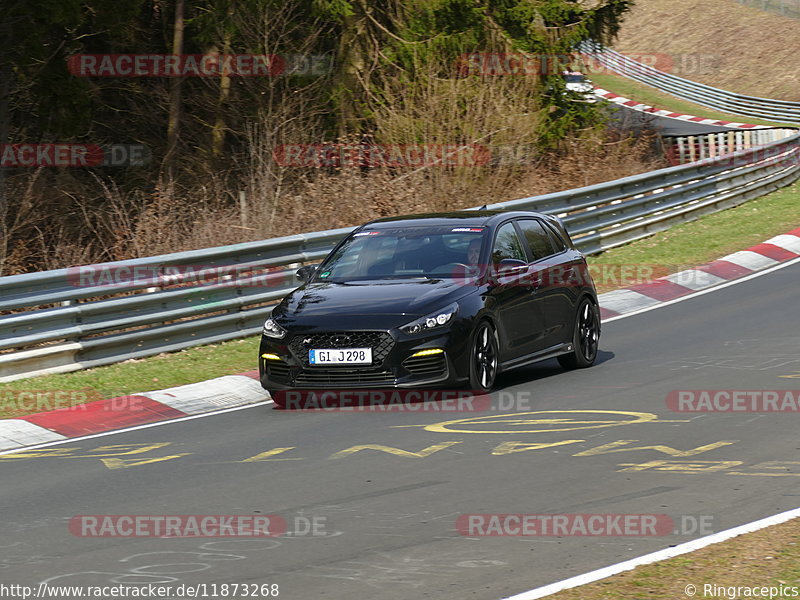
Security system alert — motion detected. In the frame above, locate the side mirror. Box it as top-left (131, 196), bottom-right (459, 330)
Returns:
top-left (496, 258), bottom-right (527, 275)
top-left (296, 264), bottom-right (319, 282)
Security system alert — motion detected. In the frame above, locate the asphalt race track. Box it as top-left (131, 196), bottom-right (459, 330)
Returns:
top-left (606, 104), bottom-right (739, 136)
top-left (2, 260), bottom-right (800, 600)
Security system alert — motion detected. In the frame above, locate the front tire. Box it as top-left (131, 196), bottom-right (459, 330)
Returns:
top-left (469, 321), bottom-right (499, 392)
top-left (558, 298), bottom-right (600, 370)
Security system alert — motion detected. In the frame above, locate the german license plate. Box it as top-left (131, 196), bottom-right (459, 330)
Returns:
top-left (309, 348), bottom-right (372, 365)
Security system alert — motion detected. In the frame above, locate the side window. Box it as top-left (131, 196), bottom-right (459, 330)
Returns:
top-left (517, 219), bottom-right (555, 261)
top-left (492, 222), bottom-right (526, 263)
top-left (543, 222), bottom-right (567, 253)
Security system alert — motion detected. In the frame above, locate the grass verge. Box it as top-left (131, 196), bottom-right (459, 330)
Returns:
top-left (590, 71), bottom-right (795, 129)
top-left (589, 180), bottom-right (800, 292)
top-left (0, 181), bottom-right (798, 416)
top-left (0, 338), bottom-right (261, 418)
top-left (552, 517), bottom-right (800, 600)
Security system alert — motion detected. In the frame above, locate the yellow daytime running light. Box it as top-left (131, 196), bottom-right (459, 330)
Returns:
top-left (411, 348), bottom-right (445, 358)
top-left (261, 353), bottom-right (282, 361)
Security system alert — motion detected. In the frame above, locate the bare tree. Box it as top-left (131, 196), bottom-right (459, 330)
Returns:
top-left (163, 0), bottom-right (185, 172)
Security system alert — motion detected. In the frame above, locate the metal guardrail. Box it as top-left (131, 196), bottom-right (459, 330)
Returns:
top-left (579, 42), bottom-right (800, 125)
top-left (663, 129), bottom-right (798, 165)
top-left (1, 133), bottom-right (799, 382)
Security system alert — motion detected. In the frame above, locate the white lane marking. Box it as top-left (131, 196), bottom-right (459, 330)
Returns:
top-left (0, 400), bottom-right (272, 457)
top-left (604, 255), bottom-right (800, 323)
top-left (500, 505), bottom-right (800, 600)
top-left (2, 255), bottom-right (800, 456)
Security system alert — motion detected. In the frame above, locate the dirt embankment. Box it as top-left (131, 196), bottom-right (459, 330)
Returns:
top-left (613, 0), bottom-right (800, 101)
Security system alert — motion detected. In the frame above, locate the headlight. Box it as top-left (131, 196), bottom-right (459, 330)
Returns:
top-left (262, 318), bottom-right (287, 339)
top-left (401, 303), bottom-right (458, 335)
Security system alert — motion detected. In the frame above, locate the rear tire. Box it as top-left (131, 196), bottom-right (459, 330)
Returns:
top-left (558, 298), bottom-right (600, 370)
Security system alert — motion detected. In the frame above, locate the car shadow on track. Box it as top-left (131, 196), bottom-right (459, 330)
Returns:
top-left (494, 350), bottom-right (615, 391)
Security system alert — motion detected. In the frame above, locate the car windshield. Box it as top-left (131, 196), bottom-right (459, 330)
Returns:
top-left (315, 225), bottom-right (487, 282)
top-left (563, 74), bottom-right (585, 83)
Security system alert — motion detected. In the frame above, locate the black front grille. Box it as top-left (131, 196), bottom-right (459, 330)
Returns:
top-left (294, 368), bottom-right (396, 386)
top-left (289, 331), bottom-right (394, 367)
top-left (402, 353), bottom-right (447, 376)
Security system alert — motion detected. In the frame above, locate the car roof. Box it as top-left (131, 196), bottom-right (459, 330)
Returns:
top-left (362, 210), bottom-right (555, 230)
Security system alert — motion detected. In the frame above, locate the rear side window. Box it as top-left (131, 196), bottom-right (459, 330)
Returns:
top-left (492, 222), bottom-right (526, 263)
top-left (543, 222), bottom-right (567, 253)
top-left (516, 219), bottom-right (555, 261)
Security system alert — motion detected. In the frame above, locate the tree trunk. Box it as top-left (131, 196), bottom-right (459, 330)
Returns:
top-left (335, 1), bottom-right (371, 135)
top-left (0, 53), bottom-right (10, 274)
top-left (164, 0), bottom-right (185, 171)
top-left (211, 27), bottom-right (232, 157)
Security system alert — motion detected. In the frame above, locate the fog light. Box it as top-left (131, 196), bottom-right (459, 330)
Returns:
top-left (410, 348), bottom-right (444, 358)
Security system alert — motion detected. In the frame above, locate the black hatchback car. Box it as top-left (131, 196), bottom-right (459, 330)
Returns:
top-left (259, 211), bottom-right (600, 403)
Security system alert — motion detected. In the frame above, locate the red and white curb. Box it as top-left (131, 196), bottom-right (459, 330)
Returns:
top-left (1, 227), bottom-right (799, 452)
top-left (0, 419), bottom-right (68, 448)
top-left (597, 227), bottom-right (800, 320)
top-left (0, 372), bottom-right (268, 451)
top-left (593, 87), bottom-right (774, 129)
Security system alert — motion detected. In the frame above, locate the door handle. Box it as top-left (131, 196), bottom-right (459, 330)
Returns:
top-left (504, 265), bottom-right (527, 275)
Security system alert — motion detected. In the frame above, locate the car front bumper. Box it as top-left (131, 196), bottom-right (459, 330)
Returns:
top-left (258, 325), bottom-right (471, 392)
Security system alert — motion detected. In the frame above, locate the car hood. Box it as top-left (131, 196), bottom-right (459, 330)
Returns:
top-left (276, 279), bottom-right (474, 323)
